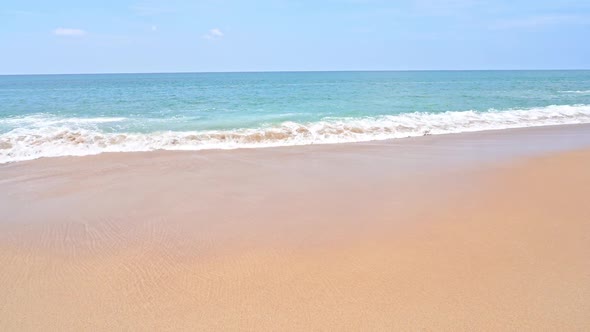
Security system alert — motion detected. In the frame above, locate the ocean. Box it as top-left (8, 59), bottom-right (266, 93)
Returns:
top-left (1, 70), bottom-right (590, 163)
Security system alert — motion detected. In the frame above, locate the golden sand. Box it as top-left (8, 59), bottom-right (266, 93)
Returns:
top-left (0, 129), bottom-right (589, 330)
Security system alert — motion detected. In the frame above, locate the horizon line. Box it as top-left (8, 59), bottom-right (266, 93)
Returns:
top-left (1, 68), bottom-right (590, 76)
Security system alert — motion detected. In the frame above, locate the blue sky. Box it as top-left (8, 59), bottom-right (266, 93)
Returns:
top-left (1, 0), bottom-right (590, 74)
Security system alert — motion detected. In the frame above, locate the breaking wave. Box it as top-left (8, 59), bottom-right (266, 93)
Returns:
top-left (1, 104), bottom-right (590, 163)
top-left (0, 114), bottom-right (126, 126)
top-left (560, 90), bottom-right (590, 95)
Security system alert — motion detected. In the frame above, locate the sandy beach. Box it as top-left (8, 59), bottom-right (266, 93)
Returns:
top-left (1, 125), bottom-right (590, 331)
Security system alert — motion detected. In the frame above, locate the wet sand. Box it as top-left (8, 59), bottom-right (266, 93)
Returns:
top-left (1, 125), bottom-right (590, 330)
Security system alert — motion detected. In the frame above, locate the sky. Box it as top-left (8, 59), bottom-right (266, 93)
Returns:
top-left (1, 0), bottom-right (590, 74)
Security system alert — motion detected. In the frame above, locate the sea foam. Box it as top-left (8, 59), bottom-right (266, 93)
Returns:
top-left (1, 104), bottom-right (590, 163)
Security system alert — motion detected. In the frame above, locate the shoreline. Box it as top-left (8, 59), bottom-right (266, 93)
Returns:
top-left (2, 112), bottom-right (590, 164)
top-left (3, 122), bottom-right (590, 168)
top-left (1, 124), bottom-right (590, 330)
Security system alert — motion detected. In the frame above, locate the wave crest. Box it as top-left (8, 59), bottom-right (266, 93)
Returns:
top-left (2, 104), bottom-right (590, 163)
top-left (560, 90), bottom-right (590, 95)
top-left (0, 114), bottom-right (127, 127)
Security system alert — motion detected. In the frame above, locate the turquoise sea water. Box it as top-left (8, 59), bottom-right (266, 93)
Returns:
top-left (1, 70), bottom-right (590, 162)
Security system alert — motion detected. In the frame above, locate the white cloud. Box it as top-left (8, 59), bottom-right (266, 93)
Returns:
top-left (203, 28), bottom-right (224, 40)
top-left (53, 28), bottom-right (87, 36)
